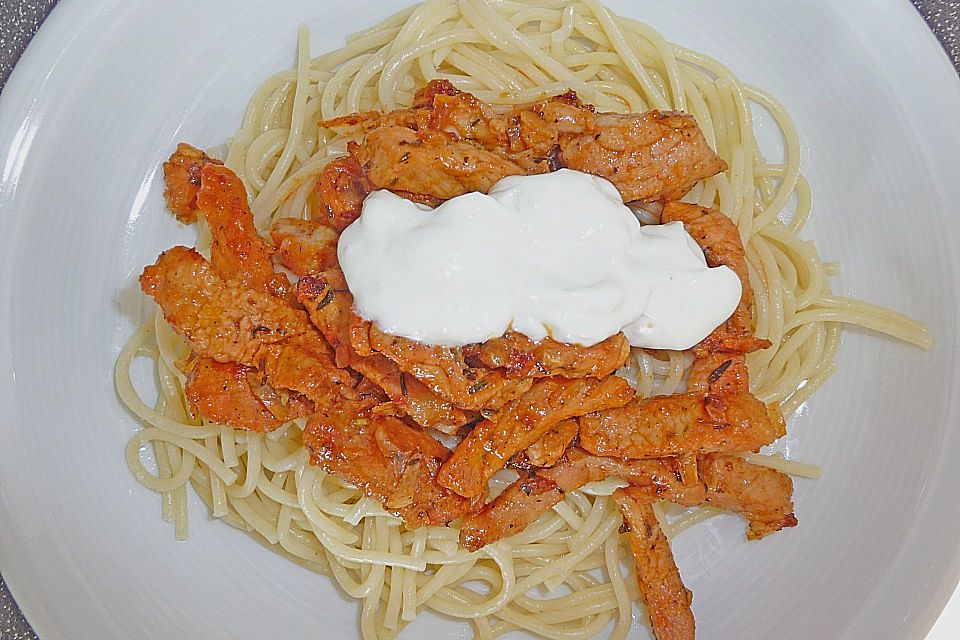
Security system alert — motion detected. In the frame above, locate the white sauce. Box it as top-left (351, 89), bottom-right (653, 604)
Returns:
top-left (338, 169), bottom-right (741, 350)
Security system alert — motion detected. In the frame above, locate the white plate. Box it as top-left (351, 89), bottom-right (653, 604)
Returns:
top-left (1, 1), bottom-right (959, 639)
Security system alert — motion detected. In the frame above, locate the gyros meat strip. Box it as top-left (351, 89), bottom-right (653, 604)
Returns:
top-left (461, 450), bottom-right (798, 551)
top-left (351, 355), bottom-right (476, 435)
top-left (687, 352), bottom-right (752, 398)
top-left (180, 355), bottom-right (311, 432)
top-left (142, 247), bottom-right (303, 363)
top-left (252, 333), bottom-right (354, 406)
top-left (460, 448), bottom-right (704, 551)
top-left (164, 157), bottom-right (309, 431)
top-left (296, 270), bottom-right (357, 368)
top-left (661, 203), bottom-right (768, 395)
top-left (270, 217), bottom-right (341, 277)
top-left (560, 110), bottom-right (726, 203)
top-left (197, 164), bottom-right (291, 298)
top-left (523, 418), bottom-right (579, 468)
top-left (181, 355), bottom-right (282, 432)
top-left (298, 273), bottom-right (476, 433)
top-left (161, 143), bottom-right (223, 224)
top-left (306, 155), bottom-right (374, 232)
top-left (162, 149), bottom-right (276, 429)
top-left (438, 376), bottom-right (635, 498)
top-left (352, 125), bottom-right (526, 201)
top-left (320, 84), bottom-right (576, 175)
top-left (303, 402), bottom-right (481, 528)
top-left (614, 487), bottom-right (696, 640)
top-left (699, 453), bottom-right (798, 540)
top-left (578, 392), bottom-right (786, 459)
top-left (479, 331), bottom-right (630, 379)
top-left (356, 322), bottom-right (533, 412)
top-left (140, 247), bottom-right (351, 405)
top-left (460, 474), bottom-right (563, 552)
top-left (323, 79), bottom-right (726, 204)
top-left (412, 82), bottom-right (723, 203)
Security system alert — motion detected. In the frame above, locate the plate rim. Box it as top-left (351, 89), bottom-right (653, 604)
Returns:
top-left (1, 1), bottom-right (959, 639)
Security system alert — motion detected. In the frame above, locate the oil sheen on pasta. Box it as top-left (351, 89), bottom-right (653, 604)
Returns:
top-left (339, 169), bottom-right (741, 349)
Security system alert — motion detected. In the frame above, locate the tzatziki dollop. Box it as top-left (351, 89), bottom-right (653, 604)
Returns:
top-left (338, 169), bottom-right (741, 349)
